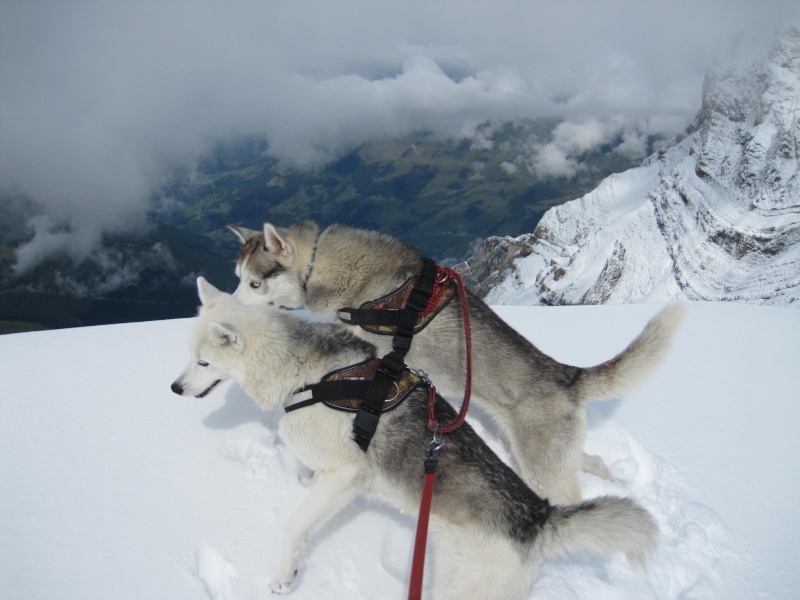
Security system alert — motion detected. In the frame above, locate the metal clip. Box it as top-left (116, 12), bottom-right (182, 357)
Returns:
top-left (410, 367), bottom-right (433, 387)
top-left (427, 426), bottom-right (444, 461)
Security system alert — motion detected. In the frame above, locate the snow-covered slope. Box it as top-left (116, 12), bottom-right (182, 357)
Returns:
top-left (2, 302), bottom-right (799, 599)
top-left (458, 25), bottom-right (800, 308)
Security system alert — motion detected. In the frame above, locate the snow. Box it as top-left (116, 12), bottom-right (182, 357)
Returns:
top-left (2, 302), bottom-right (799, 599)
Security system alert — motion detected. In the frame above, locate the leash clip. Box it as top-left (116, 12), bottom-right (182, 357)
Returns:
top-left (426, 426), bottom-right (444, 463)
top-left (435, 268), bottom-right (451, 287)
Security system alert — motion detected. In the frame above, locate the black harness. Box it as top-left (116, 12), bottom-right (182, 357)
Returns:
top-left (336, 257), bottom-right (451, 342)
top-left (285, 357), bottom-right (427, 416)
top-left (290, 258), bottom-right (449, 452)
top-left (346, 258), bottom-right (439, 451)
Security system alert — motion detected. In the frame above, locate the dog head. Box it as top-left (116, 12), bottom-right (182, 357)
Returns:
top-left (170, 277), bottom-right (245, 398)
top-left (228, 223), bottom-right (305, 309)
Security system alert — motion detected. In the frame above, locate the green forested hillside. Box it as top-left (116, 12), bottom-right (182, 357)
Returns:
top-left (166, 121), bottom-right (641, 260)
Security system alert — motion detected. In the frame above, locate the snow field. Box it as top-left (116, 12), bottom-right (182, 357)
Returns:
top-left (1, 302), bottom-right (798, 599)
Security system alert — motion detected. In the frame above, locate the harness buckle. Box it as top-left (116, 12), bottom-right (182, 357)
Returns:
top-left (352, 406), bottom-right (381, 451)
top-left (392, 334), bottom-right (412, 354)
top-left (354, 405), bottom-right (381, 428)
top-left (377, 351), bottom-right (405, 379)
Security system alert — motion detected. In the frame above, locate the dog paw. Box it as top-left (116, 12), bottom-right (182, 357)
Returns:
top-left (269, 569), bottom-right (298, 594)
top-left (583, 452), bottom-right (616, 482)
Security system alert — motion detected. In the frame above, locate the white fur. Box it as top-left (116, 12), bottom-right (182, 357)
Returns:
top-left (171, 278), bottom-right (658, 598)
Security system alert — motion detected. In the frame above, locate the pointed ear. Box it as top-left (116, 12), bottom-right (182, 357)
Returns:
top-left (197, 276), bottom-right (226, 306)
top-left (208, 322), bottom-right (243, 350)
top-left (263, 223), bottom-right (292, 257)
top-left (227, 224), bottom-right (259, 245)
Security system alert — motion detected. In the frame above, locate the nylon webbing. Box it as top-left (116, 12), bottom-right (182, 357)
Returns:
top-left (285, 379), bottom-right (374, 413)
top-left (351, 258), bottom-right (438, 451)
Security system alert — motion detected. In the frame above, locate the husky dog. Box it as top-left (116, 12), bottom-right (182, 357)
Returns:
top-left (171, 278), bottom-right (658, 599)
top-left (227, 221), bottom-right (684, 504)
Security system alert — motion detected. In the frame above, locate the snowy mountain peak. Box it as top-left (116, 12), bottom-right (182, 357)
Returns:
top-left (457, 24), bottom-right (800, 307)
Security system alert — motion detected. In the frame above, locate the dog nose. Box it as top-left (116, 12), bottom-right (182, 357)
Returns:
top-left (170, 381), bottom-right (184, 395)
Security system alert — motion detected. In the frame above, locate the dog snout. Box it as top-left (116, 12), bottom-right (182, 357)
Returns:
top-left (170, 380), bottom-right (184, 395)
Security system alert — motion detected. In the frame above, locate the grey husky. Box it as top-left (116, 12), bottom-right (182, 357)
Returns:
top-left (228, 221), bottom-right (684, 504)
top-left (171, 277), bottom-right (658, 599)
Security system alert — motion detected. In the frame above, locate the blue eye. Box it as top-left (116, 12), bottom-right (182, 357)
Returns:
top-left (198, 360), bottom-right (209, 367)
top-left (250, 281), bottom-right (261, 289)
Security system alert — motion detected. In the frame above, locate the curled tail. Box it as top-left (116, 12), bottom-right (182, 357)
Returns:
top-left (576, 303), bottom-right (686, 402)
top-left (537, 496), bottom-right (659, 570)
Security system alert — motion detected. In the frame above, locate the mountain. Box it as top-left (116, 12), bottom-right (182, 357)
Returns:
top-left (2, 120), bottom-right (650, 333)
top-left (457, 25), bottom-right (800, 308)
top-left (3, 302), bottom-right (799, 599)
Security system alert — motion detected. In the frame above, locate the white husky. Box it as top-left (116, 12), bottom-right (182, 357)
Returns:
top-left (228, 221), bottom-right (685, 504)
top-left (171, 277), bottom-right (658, 599)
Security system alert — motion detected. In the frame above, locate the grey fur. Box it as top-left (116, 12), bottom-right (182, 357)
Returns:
top-left (229, 221), bottom-right (685, 504)
top-left (172, 279), bottom-right (659, 598)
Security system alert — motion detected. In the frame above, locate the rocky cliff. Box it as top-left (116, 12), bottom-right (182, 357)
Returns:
top-left (457, 25), bottom-right (800, 308)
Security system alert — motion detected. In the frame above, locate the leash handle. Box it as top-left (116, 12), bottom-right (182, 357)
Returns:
top-left (427, 268), bottom-right (473, 434)
top-left (408, 433), bottom-right (444, 600)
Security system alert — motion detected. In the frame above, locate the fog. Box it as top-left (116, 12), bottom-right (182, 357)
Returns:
top-left (1, 0), bottom-right (796, 270)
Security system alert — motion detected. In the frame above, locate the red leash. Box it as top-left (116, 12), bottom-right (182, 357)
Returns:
top-left (408, 268), bottom-right (473, 600)
top-left (408, 430), bottom-right (443, 600)
top-left (428, 267), bottom-right (472, 433)
top-left (420, 267), bottom-right (473, 433)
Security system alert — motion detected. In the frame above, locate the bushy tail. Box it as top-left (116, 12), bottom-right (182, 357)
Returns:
top-left (576, 303), bottom-right (686, 402)
top-left (536, 496), bottom-right (659, 570)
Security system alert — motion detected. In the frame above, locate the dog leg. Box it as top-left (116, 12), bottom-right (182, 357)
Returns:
top-left (270, 465), bottom-right (362, 594)
top-left (582, 452), bottom-right (615, 482)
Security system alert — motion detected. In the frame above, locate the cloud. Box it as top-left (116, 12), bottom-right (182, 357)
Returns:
top-left (528, 119), bottom-right (619, 178)
top-left (524, 118), bottom-right (643, 178)
top-left (1, 0), bottom-right (797, 270)
top-left (499, 161), bottom-right (520, 175)
top-left (616, 129), bottom-right (650, 159)
top-left (533, 145), bottom-right (583, 179)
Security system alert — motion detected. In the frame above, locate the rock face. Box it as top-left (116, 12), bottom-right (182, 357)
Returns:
top-left (457, 25), bottom-right (800, 308)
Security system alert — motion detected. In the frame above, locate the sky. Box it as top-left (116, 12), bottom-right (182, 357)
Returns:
top-left (1, 0), bottom-right (798, 270)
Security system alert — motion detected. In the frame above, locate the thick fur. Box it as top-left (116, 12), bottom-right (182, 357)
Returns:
top-left (172, 279), bottom-right (658, 599)
top-left (228, 221), bottom-right (685, 503)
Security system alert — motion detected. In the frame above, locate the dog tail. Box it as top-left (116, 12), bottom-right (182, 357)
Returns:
top-left (536, 496), bottom-right (659, 570)
top-left (576, 303), bottom-right (685, 402)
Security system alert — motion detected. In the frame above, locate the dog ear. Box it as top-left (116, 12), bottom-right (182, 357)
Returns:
top-left (208, 322), bottom-right (243, 351)
top-left (227, 224), bottom-right (259, 245)
top-left (197, 276), bottom-right (226, 306)
top-left (263, 223), bottom-right (292, 257)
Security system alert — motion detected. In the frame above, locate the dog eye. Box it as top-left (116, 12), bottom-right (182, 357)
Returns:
top-left (264, 266), bottom-right (285, 279)
top-left (198, 360), bottom-right (209, 367)
top-left (250, 281), bottom-right (261, 289)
